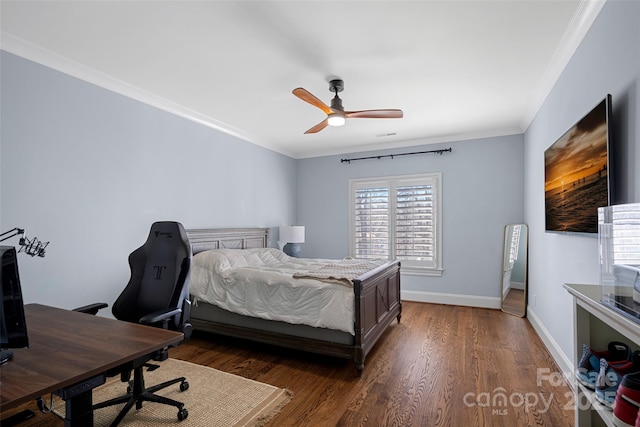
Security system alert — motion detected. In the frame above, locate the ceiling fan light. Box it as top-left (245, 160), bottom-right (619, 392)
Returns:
top-left (327, 113), bottom-right (346, 127)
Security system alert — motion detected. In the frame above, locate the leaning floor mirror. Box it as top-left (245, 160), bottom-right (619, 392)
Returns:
top-left (501, 224), bottom-right (528, 317)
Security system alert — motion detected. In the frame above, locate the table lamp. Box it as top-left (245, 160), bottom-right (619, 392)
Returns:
top-left (279, 226), bottom-right (305, 257)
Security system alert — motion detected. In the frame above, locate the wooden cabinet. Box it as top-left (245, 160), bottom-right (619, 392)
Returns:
top-left (565, 283), bottom-right (640, 427)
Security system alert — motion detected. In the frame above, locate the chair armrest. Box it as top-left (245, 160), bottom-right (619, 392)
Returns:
top-left (73, 303), bottom-right (109, 315)
top-left (139, 307), bottom-right (181, 326)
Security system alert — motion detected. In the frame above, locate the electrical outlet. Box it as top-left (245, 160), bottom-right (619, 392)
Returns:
top-left (532, 294), bottom-right (537, 307)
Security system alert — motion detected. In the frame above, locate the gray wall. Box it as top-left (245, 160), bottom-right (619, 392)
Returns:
top-left (297, 134), bottom-right (525, 303)
top-left (0, 52), bottom-right (296, 310)
top-left (524, 0), bottom-right (639, 370)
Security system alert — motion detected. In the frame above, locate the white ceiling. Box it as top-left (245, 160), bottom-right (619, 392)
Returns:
top-left (0, 1), bottom-right (605, 159)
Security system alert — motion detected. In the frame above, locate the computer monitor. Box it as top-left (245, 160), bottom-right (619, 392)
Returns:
top-left (1, 246), bottom-right (29, 363)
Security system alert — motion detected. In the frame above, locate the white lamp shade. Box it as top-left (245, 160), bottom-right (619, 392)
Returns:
top-left (279, 226), bottom-right (305, 243)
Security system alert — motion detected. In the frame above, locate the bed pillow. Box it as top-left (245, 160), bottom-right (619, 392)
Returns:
top-left (192, 248), bottom-right (289, 273)
top-left (192, 250), bottom-right (232, 273)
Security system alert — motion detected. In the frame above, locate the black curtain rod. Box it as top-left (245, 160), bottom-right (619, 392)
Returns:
top-left (340, 147), bottom-right (452, 164)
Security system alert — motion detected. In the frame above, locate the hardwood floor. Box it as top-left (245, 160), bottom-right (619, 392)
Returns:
top-left (173, 301), bottom-right (575, 426)
top-left (2, 302), bottom-right (576, 426)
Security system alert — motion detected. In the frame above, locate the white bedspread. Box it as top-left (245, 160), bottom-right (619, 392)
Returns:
top-left (190, 248), bottom-right (385, 335)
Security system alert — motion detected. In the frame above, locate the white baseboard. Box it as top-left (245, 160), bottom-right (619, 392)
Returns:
top-left (511, 281), bottom-right (525, 290)
top-left (401, 290), bottom-right (501, 309)
top-left (526, 306), bottom-right (575, 389)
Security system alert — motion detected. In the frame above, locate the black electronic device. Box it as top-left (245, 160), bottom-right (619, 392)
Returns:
top-left (1, 246), bottom-right (29, 363)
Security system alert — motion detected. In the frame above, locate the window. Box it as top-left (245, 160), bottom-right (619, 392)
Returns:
top-left (507, 225), bottom-right (522, 269)
top-left (349, 173), bottom-right (442, 275)
top-left (599, 204), bottom-right (640, 291)
top-left (607, 205), bottom-right (640, 265)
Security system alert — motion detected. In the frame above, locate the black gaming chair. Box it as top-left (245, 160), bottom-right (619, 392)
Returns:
top-left (74, 221), bottom-right (193, 426)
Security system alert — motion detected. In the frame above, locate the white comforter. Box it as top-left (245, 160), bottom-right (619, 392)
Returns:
top-left (190, 248), bottom-right (384, 335)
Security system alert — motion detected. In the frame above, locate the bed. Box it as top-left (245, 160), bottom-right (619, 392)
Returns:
top-left (185, 227), bottom-right (401, 375)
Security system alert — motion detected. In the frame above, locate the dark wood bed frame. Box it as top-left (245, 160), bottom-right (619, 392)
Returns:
top-left (186, 227), bottom-right (402, 375)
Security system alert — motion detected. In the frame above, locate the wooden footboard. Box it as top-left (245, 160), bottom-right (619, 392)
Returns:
top-left (185, 227), bottom-right (401, 375)
top-left (353, 260), bottom-right (402, 374)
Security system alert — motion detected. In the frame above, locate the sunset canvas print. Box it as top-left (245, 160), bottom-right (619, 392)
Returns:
top-left (544, 97), bottom-right (611, 234)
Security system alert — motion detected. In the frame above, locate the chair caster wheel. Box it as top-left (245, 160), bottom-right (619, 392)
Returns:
top-left (180, 381), bottom-right (189, 392)
top-left (177, 408), bottom-right (188, 421)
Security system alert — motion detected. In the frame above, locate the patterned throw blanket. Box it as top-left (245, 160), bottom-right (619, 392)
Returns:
top-left (293, 258), bottom-right (387, 286)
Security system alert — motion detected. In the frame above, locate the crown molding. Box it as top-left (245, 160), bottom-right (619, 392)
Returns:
top-left (1, 0), bottom-right (606, 160)
top-left (294, 127), bottom-right (523, 160)
top-left (521, 0), bottom-right (607, 131)
top-left (0, 33), bottom-right (294, 157)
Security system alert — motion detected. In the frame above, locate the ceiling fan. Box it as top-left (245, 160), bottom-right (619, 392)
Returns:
top-left (292, 79), bottom-right (403, 134)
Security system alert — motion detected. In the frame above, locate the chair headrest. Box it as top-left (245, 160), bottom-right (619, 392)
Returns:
top-left (146, 222), bottom-right (189, 250)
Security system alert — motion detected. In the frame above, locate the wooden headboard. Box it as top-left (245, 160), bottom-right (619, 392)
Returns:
top-left (186, 228), bottom-right (269, 255)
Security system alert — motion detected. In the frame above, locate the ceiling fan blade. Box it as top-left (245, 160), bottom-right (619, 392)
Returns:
top-left (304, 118), bottom-right (328, 134)
top-left (345, 109), bottom-right (403, 119)
top-left (293, 88), bottom-right (333, 115)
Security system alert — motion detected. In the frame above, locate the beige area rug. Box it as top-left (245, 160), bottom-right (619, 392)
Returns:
top-left (53, 358), bottom-right (292, 427)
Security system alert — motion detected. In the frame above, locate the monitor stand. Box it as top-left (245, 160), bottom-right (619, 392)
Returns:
top-left (0, 349), bottom-right (14, 364)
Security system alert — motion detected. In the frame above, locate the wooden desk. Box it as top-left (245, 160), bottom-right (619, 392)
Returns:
top-left (0, 304), bottom-right (183, 426)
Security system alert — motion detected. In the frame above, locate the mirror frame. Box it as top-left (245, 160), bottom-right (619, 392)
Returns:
top-left (501, 224), bottom-right (528, 317)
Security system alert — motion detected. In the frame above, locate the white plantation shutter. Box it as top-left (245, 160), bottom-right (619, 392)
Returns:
top-left (599, 204), bottom-right (640, 290)
top-left (350, 173), bottom-right (442, 273)
top-left (396, 182), bottom-right (435, 262)
top-left (610, 205), bottom-right (640, 265)
top-left (507, 225), bottom-right (522, 269)
top-left (353, 185), bottom-right (390, 259)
